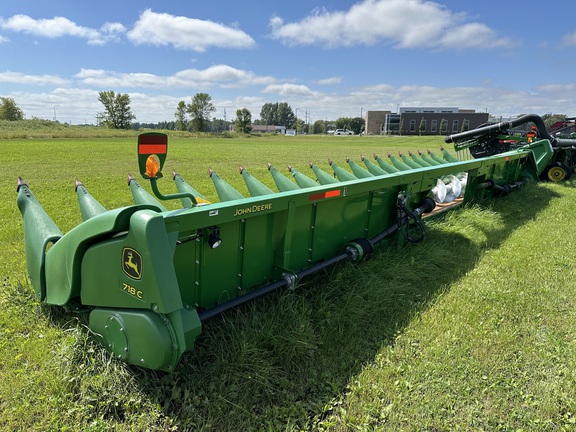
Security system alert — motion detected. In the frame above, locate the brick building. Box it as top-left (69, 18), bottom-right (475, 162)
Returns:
top-left (365, 107), bottom-right (488, 136)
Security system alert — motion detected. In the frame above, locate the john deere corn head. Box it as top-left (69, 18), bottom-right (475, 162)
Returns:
top-left (16, 114), bottom-right (576, 371)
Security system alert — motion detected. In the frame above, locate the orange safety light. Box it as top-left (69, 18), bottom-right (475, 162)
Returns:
top-left (138, 133), bottom-right (168, 179)
top-left (145, 155), bottom-right (161, 178)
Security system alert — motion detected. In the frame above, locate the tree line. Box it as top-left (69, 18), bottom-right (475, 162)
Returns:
top-left (0, 92), bottom-right (368, 134)
top-left (0, 92), bottom-right (365, 134)
top-left (4, 93), bottom-right (570, 136)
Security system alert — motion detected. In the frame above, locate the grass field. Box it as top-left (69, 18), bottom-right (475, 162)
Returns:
top-left (2, 131), bottom-right (576, 431)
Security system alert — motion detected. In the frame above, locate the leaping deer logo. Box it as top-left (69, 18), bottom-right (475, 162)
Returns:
top-left (122, 248), bottom-right (142, 279)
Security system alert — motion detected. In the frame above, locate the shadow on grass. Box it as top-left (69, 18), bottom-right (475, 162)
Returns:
top-left (30, 183), bottom-right (561, 430)
top-left (118, 183), bottom-right (560, 430)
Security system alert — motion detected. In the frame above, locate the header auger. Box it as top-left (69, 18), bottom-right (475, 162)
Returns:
top-left (16, 114), bottom-right (572, 371)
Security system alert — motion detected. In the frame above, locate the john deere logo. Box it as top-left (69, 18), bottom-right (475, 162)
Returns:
top-left (122, 248), bottom-right (142, 280)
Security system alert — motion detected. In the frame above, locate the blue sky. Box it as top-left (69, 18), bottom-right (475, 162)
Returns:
top-left (1, 0), bottom-right (575, 125)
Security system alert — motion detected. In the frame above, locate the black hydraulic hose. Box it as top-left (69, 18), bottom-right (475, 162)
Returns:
top-left (368, 207), bottom-right (422, 244)
top-left (369, 197), bottom-right (434, 245)
top-left (397, 205), bottom-right (426, 244)
top-left (444, 113), bottom-right (576, 147)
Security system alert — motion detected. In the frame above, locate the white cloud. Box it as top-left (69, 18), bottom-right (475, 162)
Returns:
top-left (0, 70), bottom-right (68, 86)
top-left (437, 23), bottom-right (512, 49)
top-left (75, 68), bottom-right (167, 88)
top-left (0, 14), bottom-right (125, 45)
top-left (11, 87), bottom-right (101, 123)
top-left (172, 65), bottom-right (275, 88)
top-left (361, 83), bottom-right (396, 93)
top-left (99, 22), bottom-right (127, 43)
top-left (535, 82), bottom-right (576, 97)
top-left (75, 65), bottom-right (275, 89)
top-left (263, 83), bottom-right (318, 97)
top-left (1, 14), bottom-right (98, 38)
top-left (269, 0), bottom-right (515, 50)
top-left (316, 77), bottom-right (342, 85)
top-left (126, 9), bottom-right (255, 52)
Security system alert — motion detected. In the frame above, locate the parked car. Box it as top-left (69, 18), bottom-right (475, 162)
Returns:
top-left (334, 129), bottom-right (354, 135)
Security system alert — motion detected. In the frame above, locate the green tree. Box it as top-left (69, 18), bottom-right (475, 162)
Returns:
top-left (259, 102), bottom-right (295, 127)
top-left (174, 101), bottom-right (188, 131)
top-left (294, 118), bottom-right (306, 133)
top-left (235, 108), bottom-right (252, 133)
top-left (419, 117), bottom-right (426, 135)
top-left (259, 103), bottom-right (275, 125)
top-left (350, 116), bottom-right (365, 135)
top-left (334, 117), bottom-right (350, 130)
top-left (542, 113), bottom-right (567, 128)
top-left (312, 120), bottom-right (326, 134)
top-left (0, 97), bottom-right (25, 121)
top-left (334, 117), bottom-right (364, 135)
top-left (278, 103), bottom-right (296, 128)
top-left (97, 91), bottom-right (135, 129)
top-left (187, 93), bottom-right (215, 132)
top-left (211, 118), bottom-right (230, 132)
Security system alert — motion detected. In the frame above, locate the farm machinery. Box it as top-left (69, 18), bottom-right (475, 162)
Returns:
top-left (445, 113), bottom-right (576, 181)
top-left (16, 114), bottom-right (576, 372)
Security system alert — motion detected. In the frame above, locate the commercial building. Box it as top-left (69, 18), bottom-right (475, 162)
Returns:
top-left (365, 107), bottom-right (489, 136)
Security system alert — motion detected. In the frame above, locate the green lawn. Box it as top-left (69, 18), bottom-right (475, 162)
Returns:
top-left (2, 133), bottom-right (576, 430)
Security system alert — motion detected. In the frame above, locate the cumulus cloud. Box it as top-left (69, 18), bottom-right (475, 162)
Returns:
top-left (126, 9), bottom-right (255, 51)
top-left (99, 22), bottom-right (127, 43)
top-left (269, 0), bottom-right (514, 50)
top-left (0, 14), bottom-right (125, 45)
top-left (172, 65), bottom-right (275, 88)
top-left (262, 83), bottom-right (319, 97)
top-left (0, 70), bottom-right (68, 85)
top-left (75, 65), bottom-right (275, 89)
top-left (75, 68), bottom-right (166, 88)
top-left (1, 14), bottom-right (98, 39)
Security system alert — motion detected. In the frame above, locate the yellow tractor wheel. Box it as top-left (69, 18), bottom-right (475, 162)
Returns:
top-left (546, 163), bottom-right (568, 182)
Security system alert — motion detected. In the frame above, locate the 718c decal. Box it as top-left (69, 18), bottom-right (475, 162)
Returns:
top-left (122, 282), bottom-right (143, 300)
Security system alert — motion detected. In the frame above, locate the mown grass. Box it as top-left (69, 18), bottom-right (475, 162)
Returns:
top-left (2, 132), bottom-right (576, 430)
